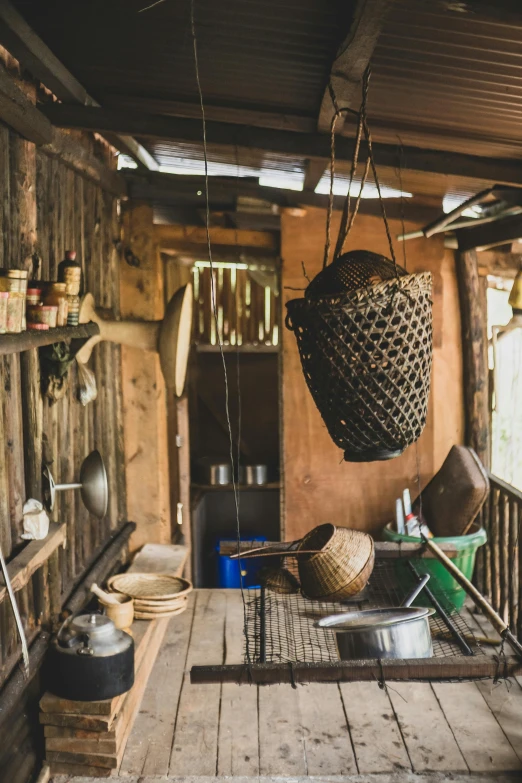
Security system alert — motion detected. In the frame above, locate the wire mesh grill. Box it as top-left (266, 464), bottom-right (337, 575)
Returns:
top-left (244, 558), bottom-right (488, 666)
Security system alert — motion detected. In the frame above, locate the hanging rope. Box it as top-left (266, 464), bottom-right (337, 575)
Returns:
top-left (190, 0), bottom-right (251, 665)
top-left (323, 67), bottom-right (397, 276)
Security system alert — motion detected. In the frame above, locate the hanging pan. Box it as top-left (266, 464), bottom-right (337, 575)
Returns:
top-left (43, 450), bottom-right (108, 519)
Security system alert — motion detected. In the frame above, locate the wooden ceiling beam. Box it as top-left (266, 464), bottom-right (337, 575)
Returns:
top-left (124, 171), bottom-right (440, 226)
top-left (317, 0), bottom-right (393, 134)
top-left (43, 104), bottom-right (522, 186)
top-left (0, 0), bottom-right (158, 170)
top-left (0, 63), bottom-right (52, 144)
top-left (303, 158), bottom-right (327, 192)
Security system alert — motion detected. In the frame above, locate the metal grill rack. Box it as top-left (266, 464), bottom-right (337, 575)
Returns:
top-left (243, 558), bottom-right (487, 666)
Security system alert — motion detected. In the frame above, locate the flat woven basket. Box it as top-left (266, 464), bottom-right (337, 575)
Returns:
top-left (286, 268), bottom-right (433, 462)
top-left (297, 524), bottom-right (374, 601)
top-left (107, 573), bottom-right (192, 601)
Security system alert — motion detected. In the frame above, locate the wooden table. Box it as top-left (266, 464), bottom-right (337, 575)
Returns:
top-left (55, 589), bottom-right (522, 781)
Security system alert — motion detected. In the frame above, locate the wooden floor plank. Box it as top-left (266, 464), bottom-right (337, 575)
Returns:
top-left (169, 590), bottom-right (226, 776)
top-left (340, 681), bottom-right (411, 774)
top-left (118, 593), bottom-right (196, 776)
top-left (433, 681), bottom-right (521, 772)
top-left (475, 677), bottom-right (522, 763)
top-left (387, 683), bottom-right (468, 772)
top-left (217, 591), bottom-right (259, 776)
top-left (258, 683), bottom-right (307, 776)
top-left (298, 683), bottom-right (357, 775)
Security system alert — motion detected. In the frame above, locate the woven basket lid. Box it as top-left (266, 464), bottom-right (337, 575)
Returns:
top-left (306, 250), bottom-right (407, 299)
top-left (107, 573), bottom-right (192, 601)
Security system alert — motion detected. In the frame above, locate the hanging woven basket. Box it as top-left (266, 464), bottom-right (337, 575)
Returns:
top-left (286, 252), bottom-right (433, 462)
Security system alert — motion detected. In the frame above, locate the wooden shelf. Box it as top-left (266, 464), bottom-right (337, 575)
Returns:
top-left (195, 343), bottom-right (278, 354)
top-left (191, 482), bottom-right (280, 492)
top-left (0, 323), bottom-right (99, 356)
top-left (0, 522), bottom-right (66, 604)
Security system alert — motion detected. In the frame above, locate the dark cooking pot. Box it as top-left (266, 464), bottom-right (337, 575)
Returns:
top-left (46, 613), bottom-right (134, 701)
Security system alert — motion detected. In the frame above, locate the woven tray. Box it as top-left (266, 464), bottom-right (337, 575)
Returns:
top-left (107, 573), bottom-right (192, 601)
top-left (134, 604), bottom-right (188, 620)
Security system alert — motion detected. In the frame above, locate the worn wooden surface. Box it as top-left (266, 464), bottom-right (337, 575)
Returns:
top-left (281, 208), bottom-right (463, 541)
top-left (108, 590), bottom-right (522, 779)
top-left (0, 47), bottom-right (126, 783)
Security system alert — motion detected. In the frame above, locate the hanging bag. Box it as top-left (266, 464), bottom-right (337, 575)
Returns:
top-left (285, 69), bottom-right (433, 462)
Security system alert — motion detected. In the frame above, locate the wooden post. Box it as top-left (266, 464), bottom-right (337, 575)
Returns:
top-left (120, 203), bottom-right (171, 551)
top-left (455, 249), bottom-right (490, 467)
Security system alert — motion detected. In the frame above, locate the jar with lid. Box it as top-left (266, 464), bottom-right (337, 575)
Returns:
top-left (6, 292), bottom-right (24, 333)
top-left (58, 250), bottom-right (82, 296)
top-left (27, 304), bottom-right (58, 328)
top-left (43, 283), bottom-right (68, 327)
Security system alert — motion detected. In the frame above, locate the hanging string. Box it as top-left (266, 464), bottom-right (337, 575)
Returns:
top-left (190, 0), bottom-right (251, 664)
top-left (323, 67), bottom-right (397, 274)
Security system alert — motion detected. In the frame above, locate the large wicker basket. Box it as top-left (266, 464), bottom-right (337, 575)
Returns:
top-left (286, 270), bottom-right (433, 462)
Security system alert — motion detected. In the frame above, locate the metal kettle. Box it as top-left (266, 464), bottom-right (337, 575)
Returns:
top-left (47, 613), bottom-right (134, 701)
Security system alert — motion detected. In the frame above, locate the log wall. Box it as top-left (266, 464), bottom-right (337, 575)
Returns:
top-left (0, 87), bottom-right (125, 783)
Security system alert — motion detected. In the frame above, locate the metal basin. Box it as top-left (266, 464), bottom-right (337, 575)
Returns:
top-left (316, 606), bottom-right (435, 659)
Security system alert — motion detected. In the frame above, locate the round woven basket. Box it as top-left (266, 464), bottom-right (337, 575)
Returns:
top-left (286, 270), bottom-right (433, 462)
top-left (107, 573), bottom-right (192, 601)
top-left (297, 524), bottom-right (374, 601)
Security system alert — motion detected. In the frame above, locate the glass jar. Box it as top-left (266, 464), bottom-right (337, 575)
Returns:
top-left (6, 292), bottom-right (24, 333)
top-left (43, 283), bottom-right (68, 326)
top-left (58, 250), bottom-right (82, 296)
top-left (27, 304), bottom-right (58, 328)
top-left (27, 322), bottom-right (49, 331)
top-left (26, 288), bottom-right (42, 306)
top-left (0, 291), bottom-right (8, 333)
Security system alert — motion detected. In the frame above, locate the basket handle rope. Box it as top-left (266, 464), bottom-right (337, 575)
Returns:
top-left (323, 66), bottom-right (398, 279)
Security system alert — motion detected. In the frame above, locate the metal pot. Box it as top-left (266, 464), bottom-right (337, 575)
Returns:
top-left (46, 613), bottom-right (134, 701)
top-left (240, 464), bottom-right (268, 485)
top-left (315, 575), bottom-right (435, 660)
top-left (206, 463), bottom-right (232, 485)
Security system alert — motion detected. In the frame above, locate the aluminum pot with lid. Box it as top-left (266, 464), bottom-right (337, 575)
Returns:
top-left (46, 613), bottom-right (134, 701)
top-left (315, 574), bottom-right (435, 660)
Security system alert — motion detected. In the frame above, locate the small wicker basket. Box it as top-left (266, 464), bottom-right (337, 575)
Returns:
top-left (297, 524), bottom-right (374, 601)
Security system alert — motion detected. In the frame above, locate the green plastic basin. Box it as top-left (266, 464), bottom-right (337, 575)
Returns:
top-left (382, 522), bottom-right (487, 610)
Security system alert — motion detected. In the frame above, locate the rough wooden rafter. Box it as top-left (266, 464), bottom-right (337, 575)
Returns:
top-left (0, 0), bottom-right (158, 170)
top-left (42, 105), bottom-right (522, 186)
top-left (318, 0), bottom-right (393, 133)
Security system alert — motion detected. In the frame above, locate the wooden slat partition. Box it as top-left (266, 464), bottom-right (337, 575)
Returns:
top-left (478, 474), bottom-right (522, 638)
top-left (193, 263), bottom-right (279, 347)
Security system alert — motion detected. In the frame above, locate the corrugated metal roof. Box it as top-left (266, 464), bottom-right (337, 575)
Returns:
top-left (12, 0), bottom-right (522, 200)
top-left (369, 0), bottom-right (522, 158)
top-left (14, 0), bottom-right (353, 116)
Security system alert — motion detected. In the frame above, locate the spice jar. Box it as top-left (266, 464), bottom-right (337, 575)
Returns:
top-left (58, 250), bottom-right (82, 296)
top-left (26, 288), bottom-right (42, 306)
top-left (6, 269), bottom-right (28, 293)
top-left (0, 291), bottom-right (8, 333)
top-left (27, 304), bottom-right (58, 329)
top-left (6, 292), bottom-right (24, 333)
top-left (43, 283), bottom-right (68, 327)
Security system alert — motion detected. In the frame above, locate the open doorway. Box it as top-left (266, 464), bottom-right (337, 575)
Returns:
top-left (488, 276), bottom-right (522, 490)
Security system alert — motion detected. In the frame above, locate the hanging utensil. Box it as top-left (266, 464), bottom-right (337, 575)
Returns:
top-left (407, 561), bottom-right (473, 656)
top-left (0, 544), bottom-right (29, 677)
top-left (315, 575), bottom-right (434, 660)
top-left (43, 450), bottom-right (108, 519)
top-left (423, 536), bottom-right (522, 658)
